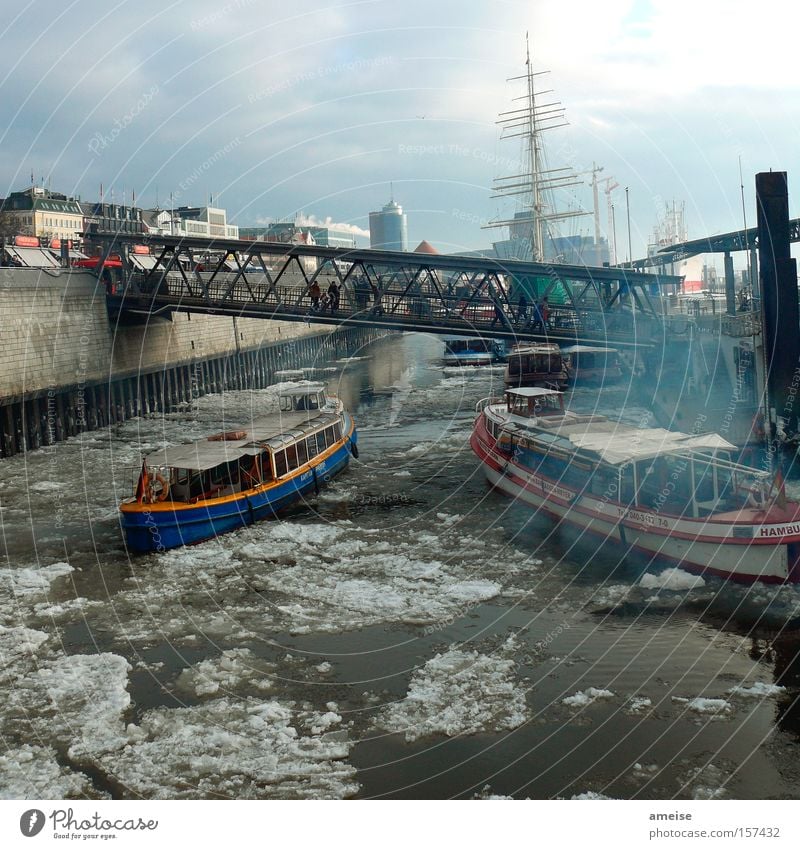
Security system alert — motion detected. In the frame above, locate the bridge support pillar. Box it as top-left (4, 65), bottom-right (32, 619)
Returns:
top-left (757, 170), bottom-right (800, 438)
top-left (724, 251), bottom-right (736, 315)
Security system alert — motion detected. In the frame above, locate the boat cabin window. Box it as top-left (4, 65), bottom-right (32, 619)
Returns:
top-left (506, 391), bottom-right (562, 417)
top-left (281, 391), bottom-right (325, 412)
top-left (211, 459), bottom-right (240, 489)
top-left (296, 439), bottom-right (308, 465)
top-left (274, 450), bottom-right (288, 478)
top-left (306, 435), bottom-right (318, 460)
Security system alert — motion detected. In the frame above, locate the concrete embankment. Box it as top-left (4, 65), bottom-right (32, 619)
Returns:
top-left (0, 267), bottom-right (379, 457)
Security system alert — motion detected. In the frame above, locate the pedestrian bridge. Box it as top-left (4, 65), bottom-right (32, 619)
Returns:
top-left (96, 231), bottom-right (682, 349)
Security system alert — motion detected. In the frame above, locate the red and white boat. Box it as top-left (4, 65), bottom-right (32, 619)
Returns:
top-left (470, 388), bottom-right (800, 584)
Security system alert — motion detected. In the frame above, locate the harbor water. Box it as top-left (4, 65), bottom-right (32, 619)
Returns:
top-left (2, 332), bottom-right (800, 800)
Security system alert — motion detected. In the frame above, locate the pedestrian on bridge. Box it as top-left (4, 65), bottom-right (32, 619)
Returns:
top-left (309, 281), bottom-right (321, 311)
top-left (490, 295), bottom-right (505, 329)
top-left (517, 292), bottom-right (528, 325)
top-left (370, 282), bottom-right (384, 316)
top-left (327, 281), bottom-right (340, 312)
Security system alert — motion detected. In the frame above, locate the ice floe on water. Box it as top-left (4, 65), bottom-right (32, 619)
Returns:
top-left (2, 561), bottom-right (74, 596)
top-left (672, 696), bottom-right (732, 719)
top-left (640, 568), bottom-right (705, 591)
top-left (562, 688), bottom-right (615, 708)
top-left (375, 645), bottom-right (528, 742)
top-left (176, 649), bottom-right (275, 697)
top-left (88, 517), bottom-right (505, 641)
top-left (0, 745), bottom-right (105, 800)
top-left (91, 698), bottom-right (358, 799)
top-left (727, 682), bottom-right (785, 698)
top-left (9, 654), bottom-right (132, 759)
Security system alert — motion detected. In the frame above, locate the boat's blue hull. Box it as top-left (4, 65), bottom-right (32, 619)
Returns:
top-left (121, 426), bottom-right (357, 553)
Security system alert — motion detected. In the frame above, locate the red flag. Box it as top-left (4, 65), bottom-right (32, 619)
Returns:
top-left (135, 462), bottom-right (148, 503)
top-left (773, 469), bottom-right (787, 510)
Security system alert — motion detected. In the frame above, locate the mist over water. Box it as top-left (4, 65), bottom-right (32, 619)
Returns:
top-left (2, 332), bottom-right (800, 800)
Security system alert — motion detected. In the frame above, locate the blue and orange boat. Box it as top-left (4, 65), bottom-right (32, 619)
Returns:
top-left (120, 384), bottom-right (358, 553)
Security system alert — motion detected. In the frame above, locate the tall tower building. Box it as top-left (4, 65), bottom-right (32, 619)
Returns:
top-left (369, 198), bottom-right (408, 251)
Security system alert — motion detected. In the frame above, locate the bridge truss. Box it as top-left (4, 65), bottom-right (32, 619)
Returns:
top-left (93, 231), bottom-right (681, 348)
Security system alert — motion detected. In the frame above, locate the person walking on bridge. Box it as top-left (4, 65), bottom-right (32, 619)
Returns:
top-left (309, 281), bottom-right (321, 311)
top-left (327, 281), bottom-right (340, 312)
top-left (517, 292), bottom-right (528, 326)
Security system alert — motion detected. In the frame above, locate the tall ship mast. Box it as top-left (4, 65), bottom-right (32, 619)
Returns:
top-left (483, 34), bottom-right (587, 262)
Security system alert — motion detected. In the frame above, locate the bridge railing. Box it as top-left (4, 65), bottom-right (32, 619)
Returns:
top-left (122, 269), bottom-right (663, 344)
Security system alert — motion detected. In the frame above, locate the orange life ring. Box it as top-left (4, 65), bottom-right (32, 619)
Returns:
top-left (153, 473), bottom-right (170, 502)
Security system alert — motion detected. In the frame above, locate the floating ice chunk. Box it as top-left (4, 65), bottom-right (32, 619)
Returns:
top-left (393, 471), bottom-right (412, 477)
top-left (672, 696), bottom-right (732, 716)
top-left (4, 562), bottom-right (74, 595)
top-left (473, 784), bottom-right (514, 799)
top-left (640, 568), bottom-right (705, 591)
top-left (96, 697), bottom-right (358, 799)
top-left (6, 653), bottom-right (132, 760)
top-left (0, 745), bottom-right (105, 800)
top-left (571, 791), bottom-right (615, 799)
top-left (562, 687), bottom-right (615, 708)
top-left (305, 710), bottom-right (342, 735)
top-left (625, 696), bottom-right (653, 714)
top-left (0, 625), bottom-right (49, 681)
top-left (728, 682), bottom-right (786, 698)
top-left (176, 648), bottom-right (274, 696)
top-left (376, 648), bottom-right (528, 742)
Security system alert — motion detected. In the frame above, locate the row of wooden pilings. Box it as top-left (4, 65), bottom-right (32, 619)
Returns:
top-left (0, 327), bottom-right (382, 459)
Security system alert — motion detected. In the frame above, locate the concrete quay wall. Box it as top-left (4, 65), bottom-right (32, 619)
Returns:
top-left (0, 267), bottom-right (376, 457)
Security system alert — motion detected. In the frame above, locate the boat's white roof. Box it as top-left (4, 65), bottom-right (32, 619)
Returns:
top-left (560, 345), bottom-right (618, 354)
top-left (144, 411), bottom-right (337, 471)
top-left (566, 427), bottom-right (736, 465)
top-left (279, 382), bottom-right (325, 396)
top-left (507, 387), bottom-right (562, 398)
top-left (511, 343), bottom-right (560, 353)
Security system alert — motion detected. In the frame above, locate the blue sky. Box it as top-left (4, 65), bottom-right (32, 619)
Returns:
top-left (1, 0), bottom-right (798, 259)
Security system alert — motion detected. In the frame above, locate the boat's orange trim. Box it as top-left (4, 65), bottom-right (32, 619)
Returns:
top-left (120, 416), bottom-right (355, 514)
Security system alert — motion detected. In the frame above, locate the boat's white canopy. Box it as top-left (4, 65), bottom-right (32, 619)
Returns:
top-left (560, 345), bottom-right (617, 355)
top-left (144, 441), bottom-right (258, 471)
top-left (143, 411), bottom-right (337, 471)
top-left (278, 382), bottom-right (326, 397)
top-left (568, 428), bottom-right (736, 465)
top-left (507, 387), bottom-right (562, 398)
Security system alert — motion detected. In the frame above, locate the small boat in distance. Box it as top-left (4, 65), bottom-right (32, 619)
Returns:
top-left (120, 383), bottom-right (357, 553)
top-left (471, 387), bottom-right (800, 584)
top-left (561, 345), bottom-right (623, 385)
top-left (505, 343), bottom-right (568, 389)
top-left (443, 335), bottom-right (506, 366)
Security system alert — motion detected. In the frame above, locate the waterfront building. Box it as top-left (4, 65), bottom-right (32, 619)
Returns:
top-left (369, 199), bottom-right (408, 251)
top-left (306, 226), bottom-right (356, 250)
top-left (142, 206), bottom-right (239, 239)
top-left (0, 187), bottom-right (83, 245)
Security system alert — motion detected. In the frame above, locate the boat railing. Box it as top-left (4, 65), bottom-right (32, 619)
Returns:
top-left (475, 396), bottom-right (504, 413)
